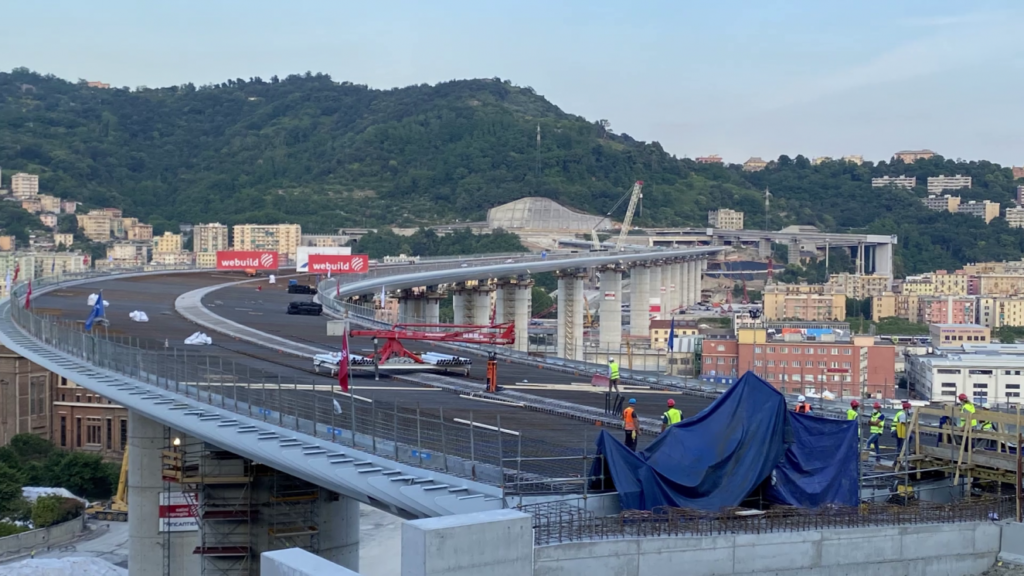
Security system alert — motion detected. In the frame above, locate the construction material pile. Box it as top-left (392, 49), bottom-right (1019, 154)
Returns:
top-left (6, 557), bottom-right (127, 576)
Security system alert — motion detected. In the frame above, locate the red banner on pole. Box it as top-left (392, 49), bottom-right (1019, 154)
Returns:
top-left (338, 329), bottom-right (350, 393)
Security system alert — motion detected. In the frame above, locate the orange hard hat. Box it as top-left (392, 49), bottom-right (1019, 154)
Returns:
top-left (958, 393), bottom-right (968, 401)
top-left (667, 398), bottom-right (675, 407)
top-left (873, 402), bottom-right (881, 409)
top-left (850, 400), bottom-right (859, 408)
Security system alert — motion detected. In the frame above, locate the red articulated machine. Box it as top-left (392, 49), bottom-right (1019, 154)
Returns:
top-left (350, 323), bottom-right (515, 391)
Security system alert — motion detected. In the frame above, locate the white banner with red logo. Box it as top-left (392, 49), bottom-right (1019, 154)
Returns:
top-left (308, 254), bottom-right (369, 274)
top-left (158, 492), bottom-right (198, 532)
top-left (215, 250), bottom-right (279, 270)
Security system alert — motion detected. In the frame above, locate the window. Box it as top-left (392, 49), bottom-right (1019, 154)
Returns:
top-left (86, 417), bottom-right (102, 445)
top-left (730, 358), bottom-right (737, 365)
top-left (974, 391), bottom-right (989, 398)
top-left (705, 357), bottom-right (713, 364)
top-left (106, 418), bottom-right (112, 450)
top-left (792, 348), bottom-right (800, 354)
top-left (830, 362), bottom-right (839, 368)
top-left (938, 369), bottom-right (961, 374)
top-left (831, 348), bottom-right (839, 355)
top-left (754, 347), bottom-right (763, 354)
top-left (716, 345), bottom-right (725, 352)
top-left (804, 375), bottom-right (814, 382)
top-left (768, 373), bottom-right (775, 379)
top-left (805, 348), bottom-right (814, 354)
top-left (843, 362), bottom-right (851, 368)
top-left (75, 417), bottom-right (82, 448)
top-left (781, 347), bottom-right (788, 353)
top-left (754, 360), bottom-right (763, 366)
top-left (60, 393), bottom-right (65, 402)
top-left (59, 416), bottom-right (66, 448)
top-left (818, 348), bottom-right (827, 355)
top-left (817, 361), bottom-right (826, 368)
top-left (768, 360), bottom-right (775, 366)
top-left (29, 375), bottom-right (46, 416)
top-left (941, 383), bottom-right (958, 388)
top-left (1007, 384), bottom-right (1021, 390)
top-left (119, 419), bottom-right (127, 451)
top-left (941, 390), bottom-right (956, 397)
top-left (75, 394), bottom-right (81, 403)
top-left (768, 347), bottom-right (776, 353)
top-left (969, 369), bottom-right (993, 375)
top-left (1009, 392), bottom-right (1021, 398)
top-left (717, 358), bottom-right (724, 364)
top-left (973, 383), bottom-right (989, 389)
top-left (780, 360), bottom-right (788, 367)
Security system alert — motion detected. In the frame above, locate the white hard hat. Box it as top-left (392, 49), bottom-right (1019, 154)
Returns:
top-left (797, 395), bottom-right (806, 402)
top-left (609, 356), bottom-right (615, 362)
top-left (983, 403), bottom-right (992, 410)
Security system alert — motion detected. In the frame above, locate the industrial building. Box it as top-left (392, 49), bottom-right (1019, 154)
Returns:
top-left (906, 343), bottom-right (1024, 402)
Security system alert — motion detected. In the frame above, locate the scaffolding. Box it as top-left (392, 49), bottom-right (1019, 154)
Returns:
top-left (266, 471), bottom-right (321, 554)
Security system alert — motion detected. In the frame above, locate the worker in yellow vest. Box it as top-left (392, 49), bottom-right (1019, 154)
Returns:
top-left (957, 394), bottom-right (977, 428)
top-left (894, 401), bottom-right (912, 457)
top-left (623, 398), bottom-right (639, 451)
top-left (661, 398), bottom-right (682, 432)
top-left (867, 402), bottom-right (885, 462)
top-left (847, 400), bottom-right (861, 441)
top-left (979, 403), bottom-right (996, 432)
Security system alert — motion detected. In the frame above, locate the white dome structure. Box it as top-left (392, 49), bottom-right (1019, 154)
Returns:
top-left (487, 197), bottom-right (612, 232)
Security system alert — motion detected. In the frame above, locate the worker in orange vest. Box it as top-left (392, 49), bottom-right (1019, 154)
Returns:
top-left (623, 398), bottom-right (639, 451)
top-left (794, 395), bottom-right (812, 414)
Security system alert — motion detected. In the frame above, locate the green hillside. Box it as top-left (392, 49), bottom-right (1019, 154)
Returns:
top-left (0, 68), bottom-right (1021, 276)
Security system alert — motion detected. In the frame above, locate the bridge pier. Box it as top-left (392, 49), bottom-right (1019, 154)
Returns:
top-left (556, 270), bottom-right (585, 361)
top-left (495, 280), bottom-right (532, 352)
top-left (471, 285), bottom-right (492, 325)
top-left (424, 291), bottom-right (441, 325)
top-left (648, 264), bottom-right (663, 320)
top-left (318, 490), bottom-right (360, 569)
top-left (452, 286), bottom-right (472, 325)
top-left (629, 265), bottom-right (649, 336)
top-left (598, 267), bottom-right (623, 354)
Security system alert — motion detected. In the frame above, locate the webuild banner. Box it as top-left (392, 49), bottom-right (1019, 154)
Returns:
top-left (308, 254), bottom-right (369, 274)
top-left (216, 250), bottom-right (279, 270)
top-left (158, 492), bottom-right (198, 532)
top-left (297, 246), bottom-right (352, 273)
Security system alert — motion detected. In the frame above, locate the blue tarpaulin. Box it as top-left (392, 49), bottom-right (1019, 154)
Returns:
top-left (592, 372), bottom-right (858, 511)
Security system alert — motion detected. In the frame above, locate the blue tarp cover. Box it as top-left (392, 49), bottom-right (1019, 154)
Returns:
top-left (592, 372), bottom-right (858, 511)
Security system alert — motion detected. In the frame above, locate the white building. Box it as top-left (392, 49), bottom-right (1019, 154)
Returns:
top-left (927, 175), bottom-right (972, 195)
top-left (871, 176), bottom-right (916, 190)
top-left (906, 345), bottom-right (1024, 403)
top-left (11, 173), bottom-right (39, 199)
top-left (1005, 207), bottom-right (1024, 229)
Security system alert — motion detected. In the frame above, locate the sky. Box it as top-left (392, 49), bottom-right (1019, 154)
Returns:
top-left (2, 0), bottom-right (1023, 165)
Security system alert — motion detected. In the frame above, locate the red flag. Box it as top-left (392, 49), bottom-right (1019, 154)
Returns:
top-left (256, 285), bottom-right (262, 291)
top-left (12, 263), bottom-right (19, 283)
top-left (24, 280), bottom-right (31, 309)
top-left (338, 330), bottom-right (350, 393)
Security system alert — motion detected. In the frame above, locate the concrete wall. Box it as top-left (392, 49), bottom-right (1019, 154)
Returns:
top-left (262, 548), bottom-right (362, 575)
top-left (534, 522), bottom-right (1001, 576)
top-left (402, 509), bottom-right (533, 576)
top-left (1000, 522), bottom-right (1024, 565)
top-left (0, 514), bottom-right (84, 560)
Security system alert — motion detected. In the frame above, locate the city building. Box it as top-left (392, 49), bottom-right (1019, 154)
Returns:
top-left (931, 270), bottom-right (970, 295)
top-left (923, 195), bottom-right (960, 213)
top-left (38, 213), bottom-right (57, 228)
top-left (978, 297), bottom-right (1024, 328)
top-left (762, 284), bottom-right (846, 321)
top-left (232, 223), bottom-right (301, 261)
top-left (871, 292), bottom-right (920, 322)
top-left (0, 236), bottom-right (16, 251)
top-left (300, 233), bottom-right (354, 248)
top-left (1018, 185), bottom-right (1024, 206)
top-left (106, 242), bottom-right (150, 263)
top-left (85, 81), bottom-right (111, 89)
top-left (10, 173), bottom-right (39, 199)
top-left (892, 149), bottom-right (935, 163)
top-left (700, 328), bottom-right (897, 398)
top-left (150, 251), bottom-right (194, 266)
top-left (695, 155), bottom-right (724, 164)
top-left (60, 200), bottom-right (78, 214)
top-left (195, 252), bottom-right (218, 269)
top-left (32, 252), bottom-right (88, 278)
top-left (1013, 167), bottom-right (1024, 181)
top-left (52, 376), bottom-right (127, 459)
top-left (194, 223), bottom-right (230, 254)
top-left (0, 345), bottom-right (54, 445)
top-left (76, 211), bottom-right (111, 242)
top-left (1005, 207), bottom-right (1024, 229)
top-left (978, 274), bottom-right (1024, 297)
top-left (917, 296), bottom-right (977, 324)
top-left (742, 157), bottom-right (768, 172)
top-left (906, 345), bottom-right (1024, 403)
top-left (53, 233), bottom-right (73, 248)
top-left (927, 175), bottom-right (972, 195)
top-left (828, 273), bottom-right (889, 299)
top-left (102, 208), bottom-right (123, 219)
top-left (153, 231), bottom-right (183, 253)
top-left (871, 176), bottom-right (916, 190)
top-left (810, 156), bottom-right (831, 165)
top-left (20, 198), bottom-right (41, 213)
top-left (707, 209), bottom-right (744, 230)
top-left (127, 223), bottom-right (153, 241)
top-left (930, 323), bottom-right (990, 349)
top-left (842, 155), bottom-right (864, 165)
top-left (37, 194), bottom-right (61, 213)
top-left (957, 200), bottom-right (999, 223)
top-left (649, 319), bottom-right (699, 350)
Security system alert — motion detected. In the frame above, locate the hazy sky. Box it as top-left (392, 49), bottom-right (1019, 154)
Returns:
top-left (3, 0), bottom-right (1022, 165)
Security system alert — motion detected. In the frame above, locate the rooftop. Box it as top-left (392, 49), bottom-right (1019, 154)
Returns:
top-left (931, 323), bottom-right (986, 330)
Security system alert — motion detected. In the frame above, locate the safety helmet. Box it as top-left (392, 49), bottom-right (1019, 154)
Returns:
top-left (628, 398), bottom-right (636, 405)
top-left (609, 356), bottom-right (615, 362)
top-left (873, 402), bottom-right (881, 409)
top-left (958, 393), bottom-right (968, 402)
top-left (983, 403), bottom-right (992, 410)
top-left (666, 399), bottom-right (675, 407)
top-left (850, 400), bottom-right (860, 408)
top-left (902, 401), bottom-right (911, 409)
top-left (797, 395), bottom-right (806, 402)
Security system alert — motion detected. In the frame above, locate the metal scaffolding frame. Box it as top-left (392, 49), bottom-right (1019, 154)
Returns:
top-left (266, 471), bottom-right (321, 554)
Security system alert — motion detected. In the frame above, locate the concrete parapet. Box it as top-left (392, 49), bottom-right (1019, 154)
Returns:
top-left (1000, 521), bottom-right (1024, 565)
top-left (262, 548), bottom-right (362, 575)
top-left (533, 521), bottom-right (1001, 576)
top-left (402, 509), bottom-right (532, 576)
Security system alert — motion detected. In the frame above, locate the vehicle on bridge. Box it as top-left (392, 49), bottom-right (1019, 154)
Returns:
top-left (287, 279), bottom-right (318, 294)
top-left (287, 301), bottom-right (322, 315)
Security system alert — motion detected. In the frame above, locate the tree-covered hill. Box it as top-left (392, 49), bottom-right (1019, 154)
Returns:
top-left (0, 68), bottom-right (1021, 276)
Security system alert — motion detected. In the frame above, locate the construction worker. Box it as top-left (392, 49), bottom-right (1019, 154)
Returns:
top-left (894, 401), bottom-right (912, 457)
top-left (661, 398), bottom-right (682, 432)
top-left (980, 403), bottom-right (997, 432)
top-left (866, 402), bottom-right (885, 461)
top-left (847, 400), bottom-right (861, 440)
top-left (623, 398), bottom-right (639, 451)
top-left (794, 395), bottom-right (812, 414)
top-left (608, 356), bottom-right (620, 393)
top-left (958, 393), bottom-right (977, 428)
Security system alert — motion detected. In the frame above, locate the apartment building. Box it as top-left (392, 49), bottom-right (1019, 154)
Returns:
top-left (102, 208), bottom-right (123, 219)
top-left (0, 236), bottom-right (13, 251)
top-left (37, 194), bottom-right (61, 213)
top-left (1018, 185), bottom-right (1024, 206)
top-left (195, 252), bottom-right (218, 269)
top-left (742, 157), bottom-right (768, 172)
top-left (150, 251), bottom-right (194, 266)
top-left (893, 149), bottom-right (935, 163)
top-left (810, 157), bottom-right (831, 165)
top-left (1006, 207), bottom-right (1024, 229)
top-left (0, 345), bottom-right (54, 444)
top-left (932, 270), bottom-right (969, 295)
top-left (10, 173), bottom-right (39, 199)
top-left (60, 200), bottom-right (78, 214)
top-left (923, 195), bottom-right (961, 213)
top-left (76, 211), bottom-right (111, 242)
top-left (194, 223), bottom-right (230, 254)
top-left (695, 155), bottom-right (723, 164)
top-left (127, 223), bottom-right (153, 241)
top-left (978, 297), bottom-right (1024, 328)
top-left (53, 233), bottom-right (73, 248)
top-left (20, 199), bottom-right (41, 213)
top-left (52, 376), bottom-right (127, 459)
top-left (917, 296), bottom-right (977, 324)
top-left (906, 346), bottom-right (1024, 403)
top-left (32, 252), bottom-right (88, 278)
top-left (957, 200), bottom-right (999, 223)
top-left (977, 275), bottom-right (1024, 297)
top-left (649, 319), bottom-right (699, 350)
top-left (232, 223), bottom-right (301, 260)
top-left (38, 213), bottom-right (57, 228)
top-left (707, 209), bottom-right (744, 230)
top-left (762, 284), bottom-right (846, 321)
top-left (827, 273), bottom-right (888, 299)
top-left (871, 176), bottom-right (916, 190)
top-left (300, 234), bottom-right (353, 248)
top-left (106, 242), bottom-right (150, 263)
top-left (927, 175), bottom-right (972, 194)
top-left (842, 155), bottom-right (864, 165)
top-left (153, 231), bottom-right (183, 253)
top-left (700, 328), bottom-right (896, 399)
top-left (871, 292), bottom-right (920, 322)
top-left (1014, 168), bottom-right (1024, 181)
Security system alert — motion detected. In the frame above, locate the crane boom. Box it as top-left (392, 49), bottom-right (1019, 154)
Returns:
top-left (616, 181), bottom-right (644, 250)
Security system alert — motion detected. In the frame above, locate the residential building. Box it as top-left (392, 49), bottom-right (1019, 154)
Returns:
top-left (38, 213), bottom-right (57, 228)
top-left (978, 275), bottom-right (1024, 297)
top-left (1018, 185), bottom-right (1024, 206)
top-left (102, 208), bottom-right (123, 219)
top-left (194, 223), bottom-right (230, 254)
top-left (917, 296), bottom-right (977, 324)
top-left (1006, 207), bottom-right (1024, 229)
top-left (106, 242), bottom-right (150, 263)
top-left (762, 284), bottom-right (846, 321)
top-left (842, 155), bottom-right (864, 165)
top-left (109, 217), bottom-right (125, 239)
top-left (0, 236), bottom-right (15, 251)
top-left (810, 156), bottom-right (831, 165)
top-left (649, 319), bottom-right (699, 350)
top-left (76, 211), bottom-right (111, 242)
top-left (923, 195), bottom-right (960, 213)
top-left (828, 273), bottom-right (889, 299)
top-left (300, 233), bottom-right (355, 248)
top-left (20, 199), bottom-right (41, 213)
top-left (53, 233), bottom-right (73, 248)
top-left (60, 200), bottom-right (78, 214)
top-left (195, 252), bottom-right (218, 269)
top-left (153, 231), bottom-right (183, 253)
top-left (707, 209), bottom-right (744, 230)
top-left (871, 292), bottom-right (920, 322)
top-left (979, 297), bottom-right (1024, 328)
top-left (85, 81), bottom-right (111, 89)
top-left (871, 176), bottom-right (916, 190)
top-left (127, 223), bottom-right (153, 241)
top-left (930, 323), bottom-right (990, 349)
top-left (0, 345), bottom-right (55, 445)
top-left (931, 270), bottom-right (970, 295)
top-left (150, 251), bottom-right (194, 266)
top-left (742, 157), bottom-right (768, 172)
top-left (927, 175), bottom-right (972, 194)
top-left (37, 194), bottom-right (61, 213)
top-left (32, 252), bottom-right (88, 278)
top-left (52, 376), bottom-right (127, 459)
top-left (1013, 167), bottom-right (1024, 181)
top-left (11, 173), bottom-right (39, 199)
top-left (700, 328), bottom-right (897, 398)
top-left (892, 149), bottom-right (935, 163)
top-left (957, 200), bottom-right (999, 223)
top-left (232, 223), bottom-right (301, 261)
top-left (695, 155), bottom-right (723, 164)
top-left (906, 345), bottom-right (1024, 403)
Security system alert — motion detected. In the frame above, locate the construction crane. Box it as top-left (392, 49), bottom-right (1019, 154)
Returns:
top-left (350, 323), bottom-right (515, 365)
top-left (583, 295), bottom-right (597, 328)
top-left (616, 180), bottom-right (644, 250)
top-left (85, 448), bottom-right (129, 521)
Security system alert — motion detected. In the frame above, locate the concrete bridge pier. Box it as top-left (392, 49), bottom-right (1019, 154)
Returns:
top-left (317, 490), bottom-right (361, 570)
top-left (495, 279), bottom-right (532, 352)
top-left (629, 265), bottom-right (649, 336)
top-left (424, 290), bottom-right (441, 325)
top-left (452, 286), bottom-right (473, 325)
top-left (598, 267), bottom-right (623, 354)
top-left (685, 259), bottom-right (697, 306)
top-left (471, 285), bottom-right (492, 325)
top-left (556, 270), bottom-right (585, 360)
top-left (648, 264), bottom-right (663, 320)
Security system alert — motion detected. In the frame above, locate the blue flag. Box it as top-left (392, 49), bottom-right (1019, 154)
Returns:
top-left (85, 290), bottom-right (105, 331)
top-left (50, 259), bottom-right (55, 273)
top-left (667, 316), bottom-right (676, 352)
